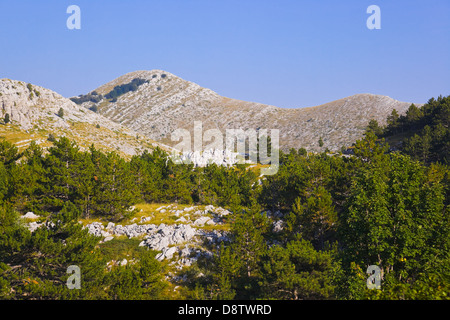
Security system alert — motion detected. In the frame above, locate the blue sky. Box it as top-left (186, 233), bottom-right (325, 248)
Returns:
top-left (0, 0), bottom-right (449, 108)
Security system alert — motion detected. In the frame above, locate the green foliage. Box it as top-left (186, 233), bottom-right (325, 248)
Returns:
top-left (0, 201), bottom-right (167, 299)
top-left (318, 137), bottom-right (324, 147)
top-left (382, 95), bottom-right (450, 164)
top-left (4, 113), bottom-right (10, 124)
top-left (259, 238), bottom-right (340, 300)
top-left (57, 108), bottom-right (64, 118)
top-left (104, 78), bottom-right (149, 101)
top-left (70, 92), bottom-right (103, 105)
top-left (339, 153), bottom-right (449, 299)
top-left (366, 119), bottom-right (383, 136)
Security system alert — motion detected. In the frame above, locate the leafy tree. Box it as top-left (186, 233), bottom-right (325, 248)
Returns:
top-left (339, 153), bottom-right (449, 299)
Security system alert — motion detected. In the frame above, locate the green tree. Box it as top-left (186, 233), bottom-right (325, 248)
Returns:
top-left (285, 186), bottom-right (337, 250)
top-left (386, 109), bottom-right (400, 134)
top-left (92, 151), bottom-right (139, 221)
top-left (339, 153), bottom-right (449, 299)
top-left (259, 238), bottom-right (340, 300)
top-left (228, 205), bottom-right (269, 298)
top-left (0, 203), bottom-right (107, 299)
top-left (318, 137), bottom-right (324, 148)
top-left (366, 119), bottom-right (383, 136)
top-left (4, 113), bottom-right (10, 124)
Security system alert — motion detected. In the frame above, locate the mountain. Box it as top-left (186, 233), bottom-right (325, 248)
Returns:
top-left (0, 78), bottom-right (170, 156)
top-left (76, 70), bottom-right (417, 152)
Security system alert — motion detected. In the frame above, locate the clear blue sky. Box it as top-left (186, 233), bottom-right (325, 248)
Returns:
top-left (0, 0), bottom-right (449, 108)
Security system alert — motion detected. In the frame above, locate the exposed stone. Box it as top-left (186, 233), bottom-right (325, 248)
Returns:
top-left (22, 212), bottom-right (39, 219)
top-left (193, 216), bottom-right (211, 227)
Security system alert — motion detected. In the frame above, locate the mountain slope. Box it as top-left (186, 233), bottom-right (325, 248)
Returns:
top-left (77, 70), bottom-right (416, 152)
top-left (0, 78), bottom-right (170, 156)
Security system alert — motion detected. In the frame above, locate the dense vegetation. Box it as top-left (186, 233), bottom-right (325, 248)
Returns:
top-left (70, 91), bottom-right (104, 105)
top-left (370, 95), bottom-right (450, 164)
top-left (0, 95), bottom-right (448, 300)
top-left (70, 78), bottom-right (149, 106)
top-left (104, 78), bottom-right (149, 101)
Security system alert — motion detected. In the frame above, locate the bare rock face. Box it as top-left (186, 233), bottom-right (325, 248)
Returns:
top-left (0, 78), bottom-right (171, 156)
top-left (83, 70), bottom-right (417, 152)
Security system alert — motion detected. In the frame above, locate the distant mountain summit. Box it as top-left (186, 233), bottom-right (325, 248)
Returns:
top-left (75, 70), bottom-right (416, 152)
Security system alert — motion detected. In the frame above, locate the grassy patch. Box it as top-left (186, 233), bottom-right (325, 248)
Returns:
top-left (98, 237), bottom-right (148, 261)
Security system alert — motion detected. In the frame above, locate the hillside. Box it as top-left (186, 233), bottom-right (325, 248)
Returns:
top-left (75, 70), bottom-right (417, 152)
top-left (0, 78), bottom-right (171, 156)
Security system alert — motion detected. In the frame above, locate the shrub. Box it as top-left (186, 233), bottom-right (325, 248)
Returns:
top-left (47, 133), bottom-right (56, 142)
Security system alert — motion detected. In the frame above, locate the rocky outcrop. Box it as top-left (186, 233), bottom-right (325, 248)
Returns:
top-left (82, 205), bottom-right (231, 266)
top-left (172, 149), bottom-right (240, 167)
top-left (0, 78), bottom-right (171, 156)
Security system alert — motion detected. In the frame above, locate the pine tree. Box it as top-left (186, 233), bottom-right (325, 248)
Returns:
top-left (228, 205), bottom-right (269, 298)
top-left (259, 238), bottom-right (339, 300)
top-left (43, 137), bottom-right (80, 209)
top-left (93, 151), bottom-right (139, 221)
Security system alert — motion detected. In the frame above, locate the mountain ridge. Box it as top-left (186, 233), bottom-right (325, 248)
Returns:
top-left (75, 70), bottom-right (417, 152)
top-left (0, 78), bottom-right (171, 156)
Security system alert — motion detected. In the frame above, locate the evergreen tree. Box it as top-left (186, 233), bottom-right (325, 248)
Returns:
top-left (93, 151), bottom-right (139, 221)
top-left (228, 205), bottom-right (269, 298)
top-left (366, 119), bottom-right (383, 136)
top-left (4, 113), bottom-right (10, 124)
top-left (259, 238), bottom-right (339, 300)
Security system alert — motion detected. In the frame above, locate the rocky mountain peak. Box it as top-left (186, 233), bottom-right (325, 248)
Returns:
top-left (76, 71), bottom-right (416, 152)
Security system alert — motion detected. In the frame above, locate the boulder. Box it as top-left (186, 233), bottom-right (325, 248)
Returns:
top-left (193, 216), bottom-right (211, 227)
top-left (22, 212), bottom-right (39, 219)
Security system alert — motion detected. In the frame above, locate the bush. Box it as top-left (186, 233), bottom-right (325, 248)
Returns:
top-left (47, 133), bottom-right (56, 142)
top-left (70, 93), bottom-right (103, 105)
top-left (57, 108), bottom-right (64, 118)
